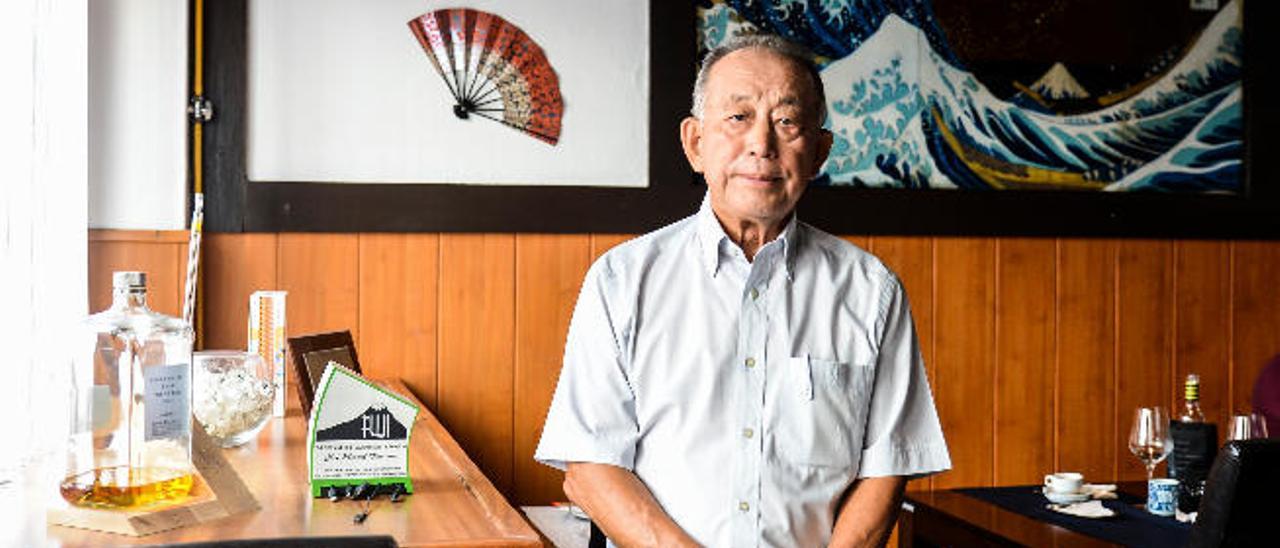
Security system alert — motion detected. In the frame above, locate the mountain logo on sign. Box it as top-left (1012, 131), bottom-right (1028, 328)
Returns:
top-left (316, 405), bottom-right (408, 441)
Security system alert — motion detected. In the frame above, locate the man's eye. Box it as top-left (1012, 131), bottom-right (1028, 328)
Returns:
top-left (727, 113), bottom-right (747, 122)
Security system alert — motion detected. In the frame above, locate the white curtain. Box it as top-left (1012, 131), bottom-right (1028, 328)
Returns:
top-left (0, 0), bottom-right (88, 543)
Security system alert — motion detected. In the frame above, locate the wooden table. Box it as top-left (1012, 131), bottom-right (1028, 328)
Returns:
top-left (45, 380), bottom-right (541, 547)
top-left (898, 482), bottom-right (1171, 547)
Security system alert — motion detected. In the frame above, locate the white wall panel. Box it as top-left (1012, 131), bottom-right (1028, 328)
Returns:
top-left (88, 0), bottom-right (187, 229)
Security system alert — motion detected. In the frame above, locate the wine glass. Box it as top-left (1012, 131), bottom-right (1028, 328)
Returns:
top-left (1128, 406), bottom-right (1172, 481)
top-left (1227, 412), bottom-right (1270, 441)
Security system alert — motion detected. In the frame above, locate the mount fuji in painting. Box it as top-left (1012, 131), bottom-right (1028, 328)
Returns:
top-left (697, 0), bottom-right (1242, 193)
top-left (1030, 63), bottom-right (1089, 101)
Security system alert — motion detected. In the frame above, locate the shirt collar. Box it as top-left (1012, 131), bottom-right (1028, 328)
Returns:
top-left (695, 195), bottom-right (727, 278)
top-left (776, 214), bottom-right (799, 282)
top-left (694, 194), bottom-right (800, 281)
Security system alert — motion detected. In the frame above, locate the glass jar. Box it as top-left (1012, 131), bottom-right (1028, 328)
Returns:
top-left (192, 350), bottom-right (275, 447)
top-left (62, 271), bottom-right (195, 509)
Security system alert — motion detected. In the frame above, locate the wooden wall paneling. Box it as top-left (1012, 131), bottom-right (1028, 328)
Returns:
top-left (276, 234), bottom-right (360, 336)
top-left (88, 229), bottom-right (189, 245)
top-left (90, 230), bottom-right (1280, 509)
top-left (1056, 239), bottom-right (1117, 481)
top-left (88, 236), bottom-right (185, 316)
top-left (866, 237), bottom-right (935, 368)
top-left (993, 239), bottom-right (1056, 485)
top-left (932, 238), bottom-right (996, 488)
top-left (438, 234), bottom-right (517, 497)
top-left (202, 233), bottom-right (279, 350)
top-left (589, 234), bottom-right (633, 263)
top-left (513, 235), bottom-right (592, 505)
top-left (358, 234), bottom-right (439, 410)
top-left (1231, 242), bottom-right (1280, 414)
top-left (277, 234), bottom-right (360, 411)
top-left (867, 236), bottom-right (936, 492)
top-left (1114, 241), bottom-right (1174, 481)
top-left (868, 236), bottom-right (933, 548)
top-left (1174, 241), bottom-right (1231, 437)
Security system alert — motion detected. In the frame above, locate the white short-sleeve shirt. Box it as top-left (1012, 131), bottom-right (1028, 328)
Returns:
top-left (535, 197), bottom-right (950, 547)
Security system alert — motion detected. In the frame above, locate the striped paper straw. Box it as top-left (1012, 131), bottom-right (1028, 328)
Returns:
top-left (182, 193), bottom-right (204, 330)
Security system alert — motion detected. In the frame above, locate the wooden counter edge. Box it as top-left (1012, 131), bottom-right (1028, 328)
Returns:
top-left (383, 379), bottom-right (543, 548)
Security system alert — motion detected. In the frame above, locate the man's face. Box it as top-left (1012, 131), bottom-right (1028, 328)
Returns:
top-left (681, 48), bottom-right (832, 229)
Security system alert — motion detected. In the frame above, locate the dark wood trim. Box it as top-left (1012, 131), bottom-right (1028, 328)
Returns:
top-left (201, 0), bottom-right (249, 232)
top-left (1243, 0), bottom-right (1276, 206)
top-left (199, 1), bottom-right (1280, 237)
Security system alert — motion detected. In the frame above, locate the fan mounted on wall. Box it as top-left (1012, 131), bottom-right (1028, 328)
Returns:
top-left (408, 8), bottom-right (564, 145)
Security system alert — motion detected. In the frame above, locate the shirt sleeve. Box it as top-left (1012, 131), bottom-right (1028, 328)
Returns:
top-left (857, 275), bottom-right (952, 479)
top-left (534, 258), bottom-right (640, 472)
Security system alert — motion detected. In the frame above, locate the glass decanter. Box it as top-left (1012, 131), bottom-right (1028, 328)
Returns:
top-left (62, 271), bottom-right (195, 508)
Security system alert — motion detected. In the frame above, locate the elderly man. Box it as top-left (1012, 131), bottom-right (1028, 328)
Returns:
top-left (535, 35), bottom-right (950, 547)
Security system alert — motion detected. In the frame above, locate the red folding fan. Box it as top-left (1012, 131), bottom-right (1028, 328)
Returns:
top-left (408, 8), bottom-right (563, 145)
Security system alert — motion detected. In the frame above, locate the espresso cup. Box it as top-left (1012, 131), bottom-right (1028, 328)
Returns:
top-left (1147, 478), bottom-right (1179, 516)
top-left (1044, 472), bottom-right (1084, 493)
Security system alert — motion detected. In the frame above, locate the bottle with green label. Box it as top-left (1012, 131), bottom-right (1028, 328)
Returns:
top-left (62, 271), bottom-right (195, 509)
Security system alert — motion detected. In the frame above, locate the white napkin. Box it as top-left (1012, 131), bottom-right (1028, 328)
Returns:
top-left (1084, 483), bottom-right (1118, 500)
top-left (1049, 500), bottom-right (1116, 518)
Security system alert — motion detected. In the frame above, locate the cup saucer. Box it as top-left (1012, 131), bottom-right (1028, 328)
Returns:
top-left (1043, 488), bottom-right (1090, 504)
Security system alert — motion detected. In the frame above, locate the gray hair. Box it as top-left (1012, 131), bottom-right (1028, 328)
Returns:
top-left (691, 34), bottom-right (827, 125)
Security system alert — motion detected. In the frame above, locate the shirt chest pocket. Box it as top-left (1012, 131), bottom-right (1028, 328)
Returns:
top-left (772, 356), bottom-right (875, 469)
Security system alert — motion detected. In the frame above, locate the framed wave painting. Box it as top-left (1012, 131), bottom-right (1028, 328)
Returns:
top-left (697, 0), bottom-right (1243, 194)
top-left (200, 0), bottom-right (1275, 235)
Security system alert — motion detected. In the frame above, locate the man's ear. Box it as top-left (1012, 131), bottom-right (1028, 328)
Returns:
top-left (680, 116), bottom-right (704, 173)
top-left (811, 128), bottom-right (834, 178)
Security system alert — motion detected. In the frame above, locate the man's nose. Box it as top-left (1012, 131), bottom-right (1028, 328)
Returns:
top-left (745, 117), bottom-right (777, 159)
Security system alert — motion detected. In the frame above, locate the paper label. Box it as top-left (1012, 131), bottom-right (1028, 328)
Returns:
top-left (249, 291), bottom-right (288, 416)
top-left (90, 385), bottom-right (112, 432)
top-left (144, 363), bottom-right (191, 440)
top-left (312, 438), bottom-right (412, 479)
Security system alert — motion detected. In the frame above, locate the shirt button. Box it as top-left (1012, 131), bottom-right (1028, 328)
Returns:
top-left (739, 501), bottom-right (750, 512)
top-left (743, 428), bottom-right (754, 439)
top-left (744, 357), bottom-right (756, 368)
top-left (750, 288), bottom-right (759, 300)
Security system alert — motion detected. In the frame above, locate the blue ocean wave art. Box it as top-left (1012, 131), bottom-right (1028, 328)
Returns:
top-left (696, 0), bottom-right (1243, 193)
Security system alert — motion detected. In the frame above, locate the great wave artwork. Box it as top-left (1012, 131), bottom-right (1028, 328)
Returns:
top-left (697, 0), bottom-right (1243, 193)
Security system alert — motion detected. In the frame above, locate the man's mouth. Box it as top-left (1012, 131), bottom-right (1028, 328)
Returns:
top-left (734, 173), bottom-right (782, 184)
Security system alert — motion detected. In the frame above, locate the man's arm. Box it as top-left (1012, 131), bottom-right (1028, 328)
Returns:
top-left (828, 475), bottom-right (907, 548)
top-left (564, 462), bottom-right (700, 548)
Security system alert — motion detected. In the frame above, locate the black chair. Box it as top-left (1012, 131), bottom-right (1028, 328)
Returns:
top-left (1188, 439), bottom-right (1280, 548)
top-left (589, 519), bottom-right (607, 548)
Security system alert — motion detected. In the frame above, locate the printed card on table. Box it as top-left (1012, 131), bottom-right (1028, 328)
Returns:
top-left (306, 363), bottom-right (418, 496)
